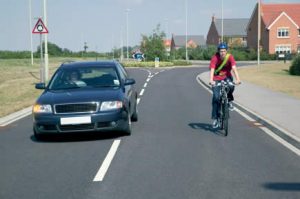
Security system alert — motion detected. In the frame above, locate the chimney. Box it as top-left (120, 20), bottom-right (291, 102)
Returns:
top-left (212, 14), bottom-right (216, 22)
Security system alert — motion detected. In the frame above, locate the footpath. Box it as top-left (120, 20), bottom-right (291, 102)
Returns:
top-left (198, 71), bottom-right (300, 151)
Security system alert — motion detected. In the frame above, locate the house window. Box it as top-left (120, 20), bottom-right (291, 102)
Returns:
top-left (277, 28), bottom-right (289, 38)
top-left (275, 44), bottom-right (291, 54)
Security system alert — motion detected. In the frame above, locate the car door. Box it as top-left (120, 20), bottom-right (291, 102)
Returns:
top-left (116, 63), bottom-right (136, 114)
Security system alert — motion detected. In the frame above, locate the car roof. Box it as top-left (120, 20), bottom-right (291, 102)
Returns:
top-left (59, 60), bottom-right (119, 69)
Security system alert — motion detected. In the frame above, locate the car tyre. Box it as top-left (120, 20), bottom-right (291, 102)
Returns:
top-left (131, 102), bottom-right (138, 122)
top-left (33, 128), bottom-right (44, 140)
top-left (124, 112), bottom-right (132, 135)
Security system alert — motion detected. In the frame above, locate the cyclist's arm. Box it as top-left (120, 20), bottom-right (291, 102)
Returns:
top-left (231, 65), bottom-right (241, 84)
top-left (210, 68), bottom-right (216, 85)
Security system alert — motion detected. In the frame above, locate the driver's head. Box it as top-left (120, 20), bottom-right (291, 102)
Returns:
top-left (69, 71), bottom-right (80, 81)
top-left (218, 42), bottom-right (228, 59)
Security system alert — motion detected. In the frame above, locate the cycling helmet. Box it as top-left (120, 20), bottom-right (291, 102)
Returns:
top-left (218, 42), bottom-right (228, 50)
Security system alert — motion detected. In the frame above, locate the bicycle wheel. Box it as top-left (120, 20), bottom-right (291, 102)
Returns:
top-left (223, 102), bottom-right (229, 136)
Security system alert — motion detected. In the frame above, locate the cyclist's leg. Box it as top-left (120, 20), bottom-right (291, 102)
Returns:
top-left (211, 84), bottom-right (221, 119)
top-left (226, 76), bottom-right (235, 102)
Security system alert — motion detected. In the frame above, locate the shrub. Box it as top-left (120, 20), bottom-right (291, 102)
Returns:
top-left (289, 55), bottom-right (300, 76)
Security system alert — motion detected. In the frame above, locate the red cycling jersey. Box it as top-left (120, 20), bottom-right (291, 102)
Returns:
top-left (209, 53), bottom-right (236, 81)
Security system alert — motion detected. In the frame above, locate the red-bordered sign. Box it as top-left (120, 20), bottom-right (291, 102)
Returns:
top-left (32, 18), bottom-right (49, 34)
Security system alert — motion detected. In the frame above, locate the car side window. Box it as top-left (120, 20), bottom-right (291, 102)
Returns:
top-left (116, 63), bottom-right (127, 81)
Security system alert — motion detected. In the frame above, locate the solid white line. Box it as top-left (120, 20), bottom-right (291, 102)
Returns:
top-left (143, 83), bottom-right (148, 88)
top-left (234, 108), bottom-right (256, 122)
top-left (93, 140), bottom-right (121, 182)
top-left (259, 127), bottom-right (300, 156)
top-left (139, 89), bottom-right (145, 96)
top-left (137, 98), bottom-right (141, 104)
top-left (196, 73), bottom-right (300, 155)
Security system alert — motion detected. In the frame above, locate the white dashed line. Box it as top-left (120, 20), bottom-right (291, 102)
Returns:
top-left (93, 140), bottom-right (121, 182)
top-left (137, 98), bottom-right (141, 104)
top-left (139, 89), bottom-right (145, 96)
top-left (143, 83), bottom-right (148, 88)
top-left (146, 78), bottom-right (151, 82)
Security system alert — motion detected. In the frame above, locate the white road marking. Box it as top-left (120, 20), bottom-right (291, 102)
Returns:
top-left (143, 83), bottom-right (148, 88)
top-left (139, 89), bottom-right (145, 96)
top-left (146, 78), bottom-right (151, 82)
top-left (93, 140), bottom-right (121, 182)
top-left (196, 73), bottom-right (300, 156)
top-left (259, 127), bottom-right (300, 156)
top-left (234, 108), bottom-right (256, 122)
top-left (137, 98), bottom-right (141, 104)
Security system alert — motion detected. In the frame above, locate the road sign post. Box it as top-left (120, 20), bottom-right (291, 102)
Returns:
top-left (32, 18), bottom-right (48, 83)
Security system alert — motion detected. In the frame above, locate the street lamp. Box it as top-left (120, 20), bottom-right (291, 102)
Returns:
top-left (29, 0), bottom-right (33, 65)
top-left (185, 0), bottom-right (188, 61)
top-left (43, 0), bottom-right (49, 82)
top-left (221, 0), bottom-right (224, 42)
top-left (126, 9), bottom-right (130, 61)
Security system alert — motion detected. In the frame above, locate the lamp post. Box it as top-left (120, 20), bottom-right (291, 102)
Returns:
top-left (29, 0), bottom-right (33, 65)
top-left (185, 0), bottom-right (188, 61)
top-left (126, 9), bottom-right (130, 61)
top-left (257, 0), bottom-right (261, 67)
top-left (43, 0), bottom-right (49, 82)
top-left (221, 0), bottom-right (224, 42)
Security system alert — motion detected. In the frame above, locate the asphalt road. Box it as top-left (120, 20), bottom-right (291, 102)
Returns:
top-left (0, 66), bottom-right (299, 199)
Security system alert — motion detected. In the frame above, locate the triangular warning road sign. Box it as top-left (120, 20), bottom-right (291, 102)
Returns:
top-left (32, 18), bottom-right (49, 34)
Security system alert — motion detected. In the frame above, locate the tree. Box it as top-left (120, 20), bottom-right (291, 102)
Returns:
top-left (140, 24), bottom-right (167, 61)
top-left (36, 42), bottom-right (64, 56)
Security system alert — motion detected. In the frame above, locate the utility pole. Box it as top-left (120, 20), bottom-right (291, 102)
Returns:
top-left (185, 0), bottom-right (188, 61)
top-left (126, 9), bottom-right (130, 61)
top-left (257, 0), bottom-right (261, 67)
top-left (221, 0), bottom-right (224, 42)
top-left (29, 0), bottom-right (33, 65)
top-left (43, 0), bottom-right (49, 82)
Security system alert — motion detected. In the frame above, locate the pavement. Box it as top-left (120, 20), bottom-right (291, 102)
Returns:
top-left (198, 71), bottom-right (300, 150)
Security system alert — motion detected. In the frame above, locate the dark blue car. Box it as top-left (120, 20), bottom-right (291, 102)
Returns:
top-left (33, 61), bottom-right (138, 139)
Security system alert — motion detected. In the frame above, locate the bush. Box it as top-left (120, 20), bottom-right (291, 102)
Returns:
top-left (289, 55), bottom-right (300, 76)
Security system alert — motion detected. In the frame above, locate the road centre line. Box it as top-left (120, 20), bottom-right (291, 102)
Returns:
top-left (143, 83), bottom-right (148, 88)
top-left (139, 89), bottom-right (145, 96)
top-left (137, 98), bottom-right (141, 104)
top-left (93, 139), bottom-right (121, 182)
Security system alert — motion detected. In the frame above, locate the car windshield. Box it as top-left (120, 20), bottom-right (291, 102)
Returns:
top-left (48, 66), bottom-right (120, 90)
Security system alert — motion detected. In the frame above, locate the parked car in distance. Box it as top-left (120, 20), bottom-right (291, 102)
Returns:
top-left (33, 61), bottom-right (138, 139)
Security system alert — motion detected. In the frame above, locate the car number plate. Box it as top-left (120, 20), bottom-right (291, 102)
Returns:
top-left (60, 116), bottom-right (91, 125)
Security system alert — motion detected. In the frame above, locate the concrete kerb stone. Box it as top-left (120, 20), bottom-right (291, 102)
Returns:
top-left (0, 106), bottom-right (32, 127)
top-left (197, 74), bottom-right (300, 150)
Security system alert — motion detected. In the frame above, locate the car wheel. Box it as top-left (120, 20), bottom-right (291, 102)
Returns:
top-left (124, 112), bottom-right (132, 135)
top-left (131, 102), bottom-right (138, 122)
top-left (33, 128), bottom-right (44, 140)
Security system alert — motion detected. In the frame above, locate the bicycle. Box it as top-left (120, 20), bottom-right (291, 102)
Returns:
top-left (213, 80), bottom-right (236, 136)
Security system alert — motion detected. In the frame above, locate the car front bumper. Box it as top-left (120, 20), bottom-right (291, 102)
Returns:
top-left (33, 109), bottom-right (129, 134)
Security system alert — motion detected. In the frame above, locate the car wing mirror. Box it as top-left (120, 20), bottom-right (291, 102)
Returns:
top-left (35, 83), bottom-right (46, 89)
top-left (124, 78), bottom-right (136, 86)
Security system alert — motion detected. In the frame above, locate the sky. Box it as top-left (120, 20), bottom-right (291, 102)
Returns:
top-left (0, 0), bottom-right (299, 53)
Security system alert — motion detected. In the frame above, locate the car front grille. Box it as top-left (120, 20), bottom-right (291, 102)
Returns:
top-left (54, 102), bottom-right (99, 114)
top-left (59, 123), bottom-right (95, 132)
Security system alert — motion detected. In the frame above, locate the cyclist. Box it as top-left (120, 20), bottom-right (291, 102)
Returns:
top-left (209, 42), bottom-right (241, 128)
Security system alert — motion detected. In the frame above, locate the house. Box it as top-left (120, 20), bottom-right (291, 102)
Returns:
top-left (171, 35), bottom-right (206, 51)
top-left (247, 2), bottom-right (300, 54)
top-left (206, 16), bottom-right (249, 47)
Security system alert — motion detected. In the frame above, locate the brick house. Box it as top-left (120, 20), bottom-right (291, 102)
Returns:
top-left (171, 35), bottom-right (206, 51)
top-left (206, 16), bottom-right (249, 47)
top-left (247, 2), bottom-right (300, 54)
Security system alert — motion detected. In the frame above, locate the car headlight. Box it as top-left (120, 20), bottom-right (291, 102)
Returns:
top-left (100, 101), bottom-right (123, 111)
top-left (33, 104), bottom-right (53, 113)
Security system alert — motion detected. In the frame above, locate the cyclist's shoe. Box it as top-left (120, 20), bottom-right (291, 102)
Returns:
top-left (212, 119), bottom-right (219, 129)
top-left (228, 102), bottom-right (234, 111)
